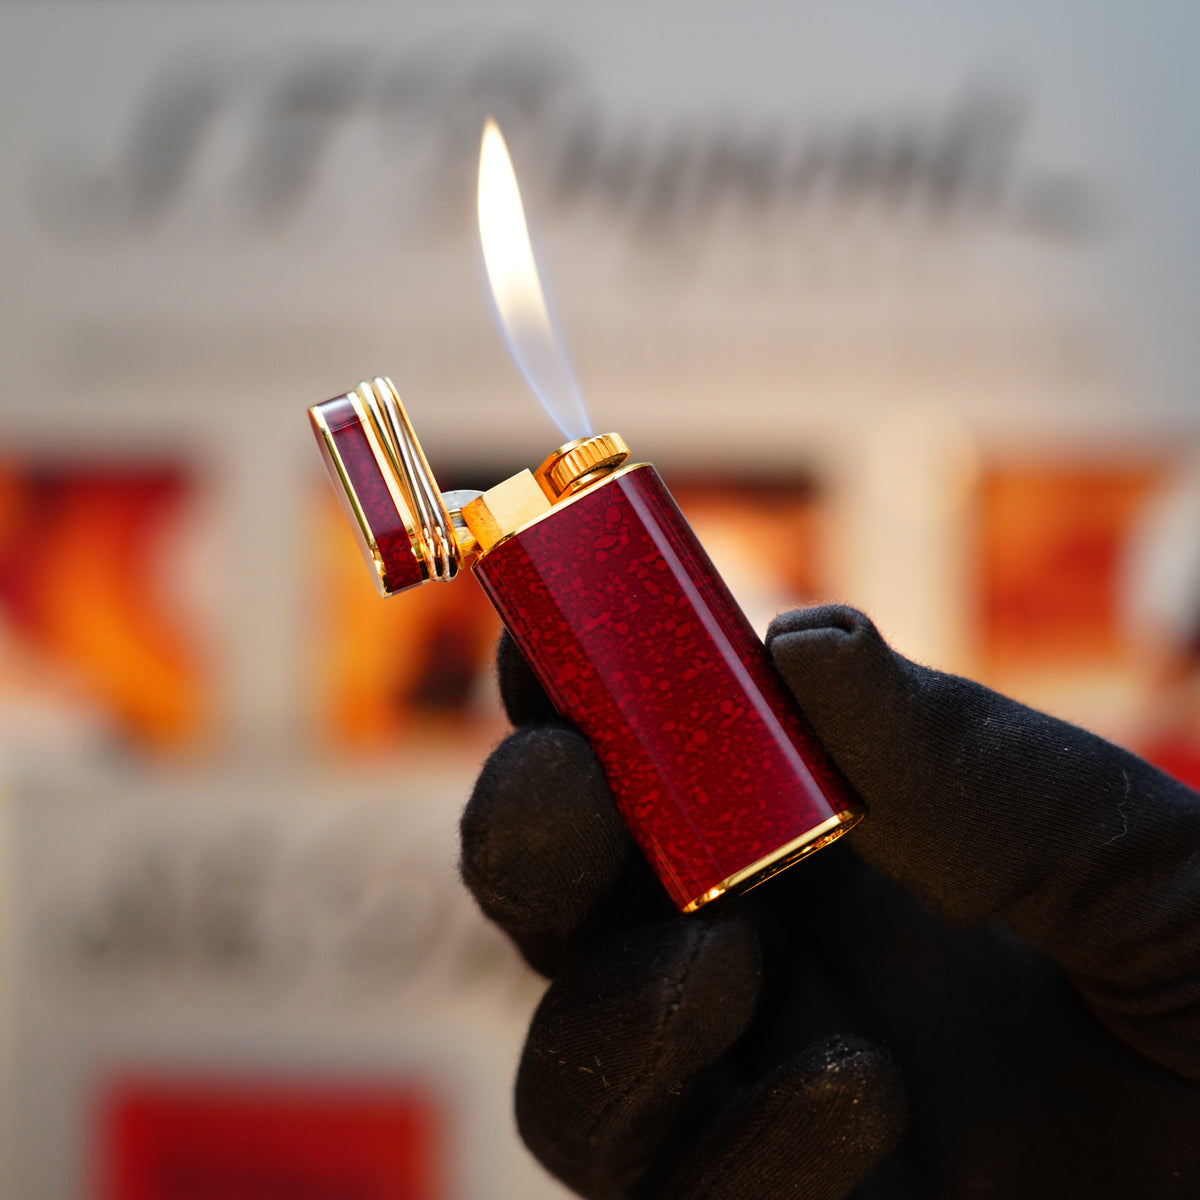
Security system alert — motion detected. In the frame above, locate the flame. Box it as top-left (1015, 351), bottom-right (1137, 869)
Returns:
top-left (478, 119), bottom-right (590, 441)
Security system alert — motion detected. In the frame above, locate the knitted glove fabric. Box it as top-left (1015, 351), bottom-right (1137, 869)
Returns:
top-left (460, 605), bottom-right (1200, 1198)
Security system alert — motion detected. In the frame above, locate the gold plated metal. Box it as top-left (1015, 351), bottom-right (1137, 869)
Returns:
top-left (309, 402), bottom-right (389, 585)
top-left (352, 377), bottom-right (461, 583)
top-left (461, 470), bottom-right (553, 555)
top-left (535, 432), bottom-right (630, 501)
top-left (461, 434), bottom-right (637, 555)
top-left (308, 377), bottom-right (468, 594)
top-left (681, 808), bottom-right (863, 912)
top-left (460, 459), bottom-right (647, 558)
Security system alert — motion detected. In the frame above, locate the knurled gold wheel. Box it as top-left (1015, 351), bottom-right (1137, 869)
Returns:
top-left (535, 432), bottom-right (630, 500)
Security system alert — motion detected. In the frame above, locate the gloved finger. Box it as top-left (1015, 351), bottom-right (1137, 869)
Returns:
top-left (497, 629), bottom-right (559, 726)
top-left (515, 911), bottom-right (763, 1199)
top-left (662, 1037), bottom-right (907, 1200)
top-left (461, 724), bottom-right (663, 974)
top-left (767, 604), bottom-right (1200, 1080)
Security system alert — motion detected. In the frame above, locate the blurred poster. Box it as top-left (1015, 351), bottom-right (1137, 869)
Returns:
top-left (9, 774), bottom-right (563, 1200)
top-left (670, 476), bottom-right (829, 632)
top-left (101, 1082), bottom-right (442, 1200)
top-left (0, 464), bottom-right (210, 756)
top-left (311, 480), bottom-right (504, 752)
top-left (977, 461), bottom-right (1165, 668)
top-left (974, 458), bottom-right (1168, 736)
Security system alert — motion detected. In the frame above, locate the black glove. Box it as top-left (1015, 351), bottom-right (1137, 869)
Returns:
top-left (460, 605), bottom-right (1200, 1199)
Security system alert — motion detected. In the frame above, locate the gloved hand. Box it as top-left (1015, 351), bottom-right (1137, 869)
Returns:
top-left (460, 605), bottom-right (1200, 1199)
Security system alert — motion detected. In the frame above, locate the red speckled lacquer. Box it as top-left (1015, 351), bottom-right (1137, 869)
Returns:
top-left (473, 464), bottom-right (860, 911)
top-left (310, 395), bottom-right (424, 594)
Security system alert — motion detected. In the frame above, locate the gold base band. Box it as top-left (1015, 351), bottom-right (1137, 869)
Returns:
top-left (682, 809), bottom-right (862, 913)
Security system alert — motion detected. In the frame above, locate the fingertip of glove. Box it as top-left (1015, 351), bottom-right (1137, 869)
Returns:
top-left (781, 1037), bottom-right (908, 1181)
top-left (766, 605), bottom-right (904, 725)
top-left (785, 1036), bottom-right (907, 1134)
top-left (528, 911), bottom-right (765, 1059)
top-left (665, 1035), bottom-right (907, 1200)
top-left (461, 726), bottom-right (633, 939)
top-left (766, 604), bottom-right (883, 662)
top-left (662, 911), bottom-right (765, 1040)
top-left (517, 912), bottom-right (764, 1192)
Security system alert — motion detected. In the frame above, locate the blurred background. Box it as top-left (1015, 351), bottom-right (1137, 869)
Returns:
top-left (4, 2), bottom-right (1200, 1196)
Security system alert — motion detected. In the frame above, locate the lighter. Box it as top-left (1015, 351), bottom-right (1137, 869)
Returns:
top-left (306, 123), bottom-right (862, 912)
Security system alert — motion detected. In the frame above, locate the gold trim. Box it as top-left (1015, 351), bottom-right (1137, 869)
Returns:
top-left (476, 459), bottom-right (649, 558)
top-left (461, 470), bottom-right (552, 555)
top-left (348, 387), bottom-right (423, 557)
top-left (365, 378), bottom-right (459, 582)
top-left (331, 378), bottom-right (464, 591)
top-left (309, 403), bottom-right (389, 591)
top-left (534, 432), bottom-right (630, 501)
top-left (681, 808), bottom-right (862, 912)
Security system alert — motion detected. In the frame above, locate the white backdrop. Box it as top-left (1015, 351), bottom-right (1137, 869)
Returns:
top-left (3, 4), bottom-right (1200, 1197)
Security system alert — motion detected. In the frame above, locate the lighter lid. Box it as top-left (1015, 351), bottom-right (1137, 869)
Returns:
top-left (309, 377), bottom-right (461, 596)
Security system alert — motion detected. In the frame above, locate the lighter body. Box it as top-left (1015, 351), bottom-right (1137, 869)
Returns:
top-left (471, 462), bottom-right (859, 910)
top-left (310, 380), bottom-right (861, 912)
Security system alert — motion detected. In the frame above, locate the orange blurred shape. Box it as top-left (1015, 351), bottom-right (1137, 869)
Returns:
top-left (312, 490), bottom-right (501, 751)
top-left (0, 465), bottom-right (207, 751)
top-left (671, 479), bottom-right (825, 601)
top-left (978, 462), bottom-right (1164, 668)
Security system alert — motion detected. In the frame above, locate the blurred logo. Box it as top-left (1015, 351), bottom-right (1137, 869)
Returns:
top-left (33, 45), bottom-right (1104, 246)
top-left (36, 812), bottom-right (537, 1012)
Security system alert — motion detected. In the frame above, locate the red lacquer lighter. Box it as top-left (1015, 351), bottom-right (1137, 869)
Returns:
top-left (309, 378), bottom-right (861, 911)
top-left (308, 119), bottom-right (861, 911)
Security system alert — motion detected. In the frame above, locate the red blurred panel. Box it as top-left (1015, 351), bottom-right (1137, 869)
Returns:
top-left (977, 462), bottom-right (1163, 668)
top-left (1141, 734), bottom-right (1200, 793)
top-left (101, 1080), bottom-right (443, 1200)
